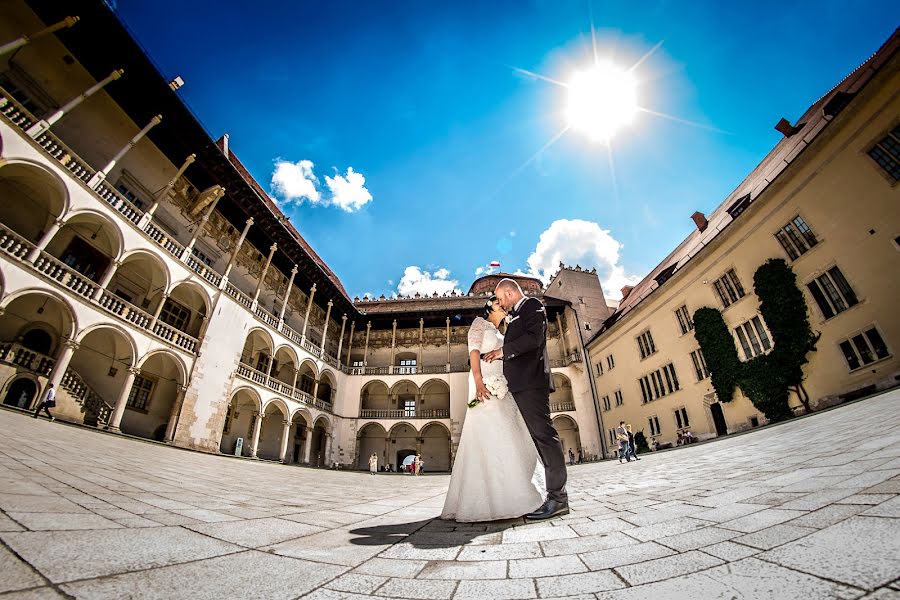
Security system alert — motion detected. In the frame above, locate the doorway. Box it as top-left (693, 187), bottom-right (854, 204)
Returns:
top-left (3, 378), bottom-right (37, 408)
top-left (710, 402), bottom-right (728, 436)
top-left (396, 449), bottom-right (416, 472)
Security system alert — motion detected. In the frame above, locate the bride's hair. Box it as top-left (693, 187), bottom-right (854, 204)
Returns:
top-left (483, 295), bottom-right (498, 319)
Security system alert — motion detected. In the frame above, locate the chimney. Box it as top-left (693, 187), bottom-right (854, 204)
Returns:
top-left (774, 118), bottom-right (800, 138)
top-left (221, 133), bottom-right (229, 158)
top-left (621, 285), bottom-right (634, 300)
top-left (691, 211), bottom-right (709, 233)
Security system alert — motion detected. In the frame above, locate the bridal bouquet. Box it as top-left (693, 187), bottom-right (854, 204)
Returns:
top-left (468, 375), bottom-right (509, 408)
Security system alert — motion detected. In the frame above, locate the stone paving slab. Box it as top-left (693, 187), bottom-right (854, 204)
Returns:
top-left (1, 390), bottom-right (899, 598)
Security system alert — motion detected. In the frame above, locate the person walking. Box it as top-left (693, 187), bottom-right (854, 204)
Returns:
top-left (568, 448), bottom-right (575, 466)
top-left (626, 424), bottom-right (640, 461)
top-left (414, 453), bottom-right (422, 476)
top-left (577, 448), bottom-right (583, 464)
top-left (368, 453), bottom-right (378, 475)
top-left (33, 383), bottom-right (56, 421)
top-left (616, 421), bottom-right (631, 463)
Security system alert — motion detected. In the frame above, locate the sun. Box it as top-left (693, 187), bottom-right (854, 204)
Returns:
top-left (565, 61), bottom-right (638, 144)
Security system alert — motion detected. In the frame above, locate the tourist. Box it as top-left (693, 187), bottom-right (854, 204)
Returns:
top-left (577, 448), bottom-right (583, 464)
top-left (616, 421), bottom-right (631, 462)
top-left (652, 439), bottom-right (660, 452)
top-left (676, 431), bottom-right (685, 446)
top-left (414, 453), bottom-right (422, 476)
top-left (568, 448), bottom-right (575, 465)
top-left (626, 424), bottom-right (640, 461)
top-left (368, 452), bottom-right (378, 475)
top-left (32, 383), bottom-right (55, 421)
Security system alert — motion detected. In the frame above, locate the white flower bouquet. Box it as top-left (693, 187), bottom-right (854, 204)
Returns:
top-left (468, 374), bottom-right (509, 408)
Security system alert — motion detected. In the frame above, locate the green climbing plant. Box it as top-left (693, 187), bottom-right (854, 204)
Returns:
top-left (692, 259), bottom-right (819, 422)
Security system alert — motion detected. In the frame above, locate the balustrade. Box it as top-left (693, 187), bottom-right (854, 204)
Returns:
top-left (359, 408), bottom-right (450, 419)
top-left (33, 252), bottom-right (96, 299)
top-left (550, 401), bottom-right (576, 412)
top-left (60, 368), bottom-right (113, 426)
top-left (95, 181), bottom-right (143, 224)
top-left (0, 342), bottom-right (55, 376)
top-left (0, 225), bottom-right (35, 260)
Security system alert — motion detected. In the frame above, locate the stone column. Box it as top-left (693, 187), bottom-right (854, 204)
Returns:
top-left (363, 322), bottom-right (371, 366)
top-left (250, 243), bottom-right (277, 310)
top-left (181, 186), bottom-right (225, 262)
top-left (323, 433), bottom-right (332, 467)
top-left (148, 294), bottom-right (169, 332)
top-left (290, 367), bottom-right (300, 397)
top-left (163, 384), bottom-right (189, 443)
top-left (28, 70), bottom-right (125, 138)
top-left (106, 366), bottom-right (139, 432)
top-left (336, 315), bottom-right (347, 365)
top-left (264, 353), bottom-right (276, 386)
top-left (279, 420), bottom-right (291, 463)
top-left (278, 265), bottom-right (298, 327)
top-left (91, 260), bottom-right (120, 300)
top-left (249, 412), bottom-right (263, 458)
top-left (556, 313), bottom-right (570, 358)
top-left (389, 320), bottom-right (397, 374)
top-left (418, 318), bottom-right (424, 372)
top-left (139, 154), bottom-right (195, 229)
top-left (0, 15), bottom-right (79, 57)
top-left (312, 379), bottom-right (320, 403)
top-left (345, 321), bottom-right (356, 367)
top-left (319, 300), bottom-right (333, 357)
top-left (300, 284), bottom-right (316, 341)
top-left (446, 317), bottom-right (451, 369)
top-left (39, 338), bottom-right (78, 409)
top-left (88, 115), bottom-right (162, 189)
top-left (302, 429), bottom-right (313, 463)
top-left (220, 217), bottom-right (253, 286)
top-left (26, 218), bottom-right (64, 263)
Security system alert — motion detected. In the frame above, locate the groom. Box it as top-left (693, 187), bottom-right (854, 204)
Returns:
top-left (483, 278), bottom-right (569, 520)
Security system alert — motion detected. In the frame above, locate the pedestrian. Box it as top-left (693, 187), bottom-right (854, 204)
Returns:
top-left (368, 452), bottom-right (378, 475)
top-left (577, 448), bottom-right (583, 464)
top-left (626, 424), bottom-right (640, 461)
top-left (414, 453), bottom-right (422, 476)
top-left (615, 421), bottom-right (631, 463)
top-left (33, 383), bottom-right (56, 421)
top-left (568, 448), bottom-right (575, 465)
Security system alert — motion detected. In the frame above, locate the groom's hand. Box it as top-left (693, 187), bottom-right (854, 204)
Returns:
top-left (482, 349), bottom-right (503, 362)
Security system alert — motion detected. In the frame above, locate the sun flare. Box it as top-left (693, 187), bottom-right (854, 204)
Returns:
top-left (565, 61), bottom-right (638, 144)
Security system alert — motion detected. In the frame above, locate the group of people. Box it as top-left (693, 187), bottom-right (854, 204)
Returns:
top-left (615, 420), bottom-right (641, 463)
top-left (676, 430), bottom-right (696, 446)
top-left (368, 452), bottom-right (424, 475)
top-left (566, 448), bottom-right (584, 465)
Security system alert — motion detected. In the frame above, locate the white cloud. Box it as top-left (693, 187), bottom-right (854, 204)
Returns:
top-left (526, 219), bottom-right (642, 300)
top-left (397, 266), bottom-right (462, 297)
top-left (271, 159), bottom-right (320, 205)
top-left (474, 265), bottom-right (498, 277)
top-left (325, 167), bottom-right (373, 212)
top-left (271, 160), bottom-right (372, 212)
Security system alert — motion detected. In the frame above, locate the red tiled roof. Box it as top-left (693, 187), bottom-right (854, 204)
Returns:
top-left (214, 137), bottom-right (351, 300)
top-left (588, 27), bottom-right (900, 345)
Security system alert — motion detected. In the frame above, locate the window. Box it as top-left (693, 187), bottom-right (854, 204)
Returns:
top-left (807, 266), bottom-right (859, 319)
top-left (601, 395), bottom-right (611, 411)
top-left (159, 299), bottom-right (191, 332)
top-left (674, 407), bottom-right (690, 429)
top-left (775, 216), bottom-right (818, 260)
top-left (397, 359), bottom-right (417, 375)
top-left (690, 349), bottom-right (710, 381)
top-left (595, 361), bottom-right (604, 377)
top-left (607, 354), bottom-right (615, 370)
top-left (127, 375), bottom-right (155, 410)
top-left (735, 316), bottom-right (772, 360)
top-left (648, 415), bottom-right (661, 436)
top-left (191, 246), bottom-right (213, 267)
top-left (614, 390), bottom-right (623, 406)
top-left (726, 194), bottom-right (752, 219)
top-left (403, 398), bottom-right (416, 417)
top-left (867, 125), bottom-right (900, 181)
top-left (115, 182), bottom-right (146, 210)
top-left (223, 404), bottom-right (234, 434)
top-left (639, 363), bottom-right (680, 403)
top-left (675, 305), bottom-right (693, 335)
top-left (608, 428), bottom-right (617, 446)
top-left (585, 322), bottom-right (591, 331)
top-left (637, 330), bottom-right (657, 359)
top-left (839, 326), bottom-right (890, 371)
top-left (713, 269), bottom-right (746, 308)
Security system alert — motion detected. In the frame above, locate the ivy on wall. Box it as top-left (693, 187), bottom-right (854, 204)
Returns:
top-left (692, 259), bottom-right (819, 422)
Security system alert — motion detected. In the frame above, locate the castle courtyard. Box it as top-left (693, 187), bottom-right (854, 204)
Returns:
top-left (1, 390), bottom-right (898, 599)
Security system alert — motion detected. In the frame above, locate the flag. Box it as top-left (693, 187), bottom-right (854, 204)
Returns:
top-left (489, 261), bottom-right (501, 268)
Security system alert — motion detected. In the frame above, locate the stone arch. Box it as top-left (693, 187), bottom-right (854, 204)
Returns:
top-left (0, 158), bottom-right (69, 244)
top-left (241, 328), bottom-right (275, 373)
top-left (388, 421), bottom-right (418, 472)
top-left (550, 372), bottom-right (574, 408)
top-left (272, 345), bottom-right (299, 387)
top-left (256, 398), bottom-right (289, 462)
top-left (391, 379), bottom-right (419, 417)
top-left (295, 359), bottom-right (318, 396)
top-left (420, 379), bottom-right (450, 414)
top-left (419, 421), bottom-right (451, 472)
top-left (163, 280), bottom-right (210, 338)
top-left (137, 349), bottom-right (188, 387)
top-left (69, 324), bottom-right (138, 426)
top-left (52, 209), bottom-right (124, 271)
top-left (220, 387), bottom-right (262, 456)
top-left (316, 369), bottom-right (336, 404)
top-left (356, 422), bottom-right (388, 470)
top-left (229, 386), bottom-right (262, 413)
top-left (75, 323), bottom-right (138, 366)
top-left (290, 407), bottom-right (313, 427)
top-left (110, 250), bottom-right (170, 314)
top-left (2, 374), bottom-right (40, 409)
top-left (360, 380), bottom-right (390, 412)
top-left (0, 288), bottom-right (79, 339)
top-left (298, 358), bottom-right (318, 379)
top-left (262, 397), bottom-right (290, 418)
top-left (124, 349), bottom-right (188, 441)
top-left (552, 414), bottom-right (582, 462)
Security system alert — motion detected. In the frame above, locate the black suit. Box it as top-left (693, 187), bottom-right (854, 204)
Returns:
top-left (502, 297), bottom-right (567, 503)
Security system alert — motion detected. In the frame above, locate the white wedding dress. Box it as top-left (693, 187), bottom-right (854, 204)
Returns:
top-left (441, 317), bottom-right (545, 522)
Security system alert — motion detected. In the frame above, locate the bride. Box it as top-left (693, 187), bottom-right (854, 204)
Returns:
top-left (441, 295), bottom-right (545, 522)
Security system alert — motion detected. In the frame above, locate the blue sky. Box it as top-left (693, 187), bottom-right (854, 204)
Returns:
top-left (112, 0), bottom-right (896, 300)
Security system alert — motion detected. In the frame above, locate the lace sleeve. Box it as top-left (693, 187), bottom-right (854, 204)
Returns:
top-left (467, 317), bottom-right (488, 353)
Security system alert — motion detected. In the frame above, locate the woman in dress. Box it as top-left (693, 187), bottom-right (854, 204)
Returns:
top-left (441, 296), bottom-right (545, 522)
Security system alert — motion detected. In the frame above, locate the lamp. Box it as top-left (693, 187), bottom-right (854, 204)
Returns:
top-left (36, 298), bottom-right (48, 314)
top-left (168, 76), bottom-right (185, 91)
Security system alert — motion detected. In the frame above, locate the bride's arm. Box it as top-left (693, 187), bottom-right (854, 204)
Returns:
top-left (468, 319), bottom-right (491, 401)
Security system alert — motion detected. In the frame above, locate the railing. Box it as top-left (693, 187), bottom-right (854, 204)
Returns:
top-left (234, 362), bottom-right (333, 413)
top-left (255, 305), bottom-right (279, 328)
top-left (280, 322), bottom-right (303, 345)
top-left (145, 222), bottom-right (185, 258)
top-left (0, 342), bottom-right (55, 376)
top-left (97, 290), bottom-right (151, 328)
top-left (550, 401), bottom-right (576, 412)
top-left (323, 353), bottom-right (339, 368)
top-left (301, 336), bottom-right (321, 357)
top-left (60, 368), bottom-right (113, 426)
top-left (359, 408), bottom-right (450, 419)
top-left (185, 255), bottom-right (221, 287)
top-left (95, 180), bottom-right (143, 225)
top-left (550, 351), bottom-right (583, 369)
top-left (152, 320), bottom-right (198, 353)
top-left (33, 251), bottom-right (97, 299)
top-left (420, 365), bottom-right (449, 374)
top-left (0, 226), bottom-right (34, 260)
top-left (0, 95), bottom-right (35, 129)
top-left (224, 282), bottom-right (253, 308)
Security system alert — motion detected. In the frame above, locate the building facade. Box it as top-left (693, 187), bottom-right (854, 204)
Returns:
top-left (586, 31), bottom-right (900, 454)
top-left (0, 0), bottom-right (608, 470)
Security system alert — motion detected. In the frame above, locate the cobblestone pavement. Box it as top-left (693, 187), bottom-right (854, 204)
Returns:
top-left (1, 391), bottom-right (899, 600)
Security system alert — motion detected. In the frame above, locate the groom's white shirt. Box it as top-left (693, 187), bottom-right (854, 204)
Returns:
top-left (513, 295), bottom-right (528, 313)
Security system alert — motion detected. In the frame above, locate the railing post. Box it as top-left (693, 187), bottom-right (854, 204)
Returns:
top-left (220, 217), bottom-right (253, 287)
top-left (26, 218), bottom-right (64, 263)
top-left (106, 366), bottom-right (139, 432)
top-left (88, 115), bottom-right (162, 189)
